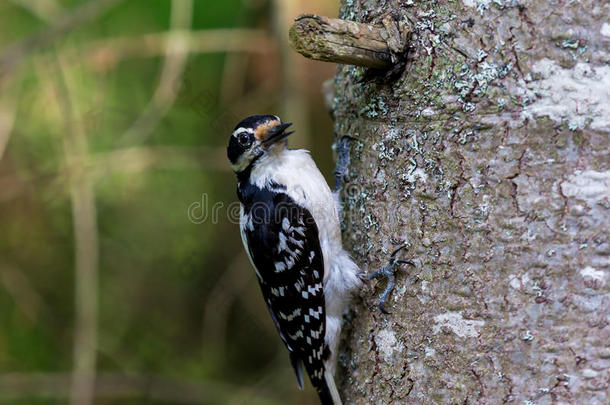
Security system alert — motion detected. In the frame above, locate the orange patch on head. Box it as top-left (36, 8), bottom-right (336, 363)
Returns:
top-left (254, 119), bottom-right (281, 142)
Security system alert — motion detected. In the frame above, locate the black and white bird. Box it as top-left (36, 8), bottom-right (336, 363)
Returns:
top-left (227, 115), bottom-right (362, 405)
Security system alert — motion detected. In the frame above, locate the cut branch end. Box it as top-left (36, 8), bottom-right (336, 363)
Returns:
top-left (289, 14), bottom-right (410, 69)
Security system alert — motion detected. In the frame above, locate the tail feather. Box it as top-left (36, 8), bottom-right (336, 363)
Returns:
top-left (314, 368), bottom-right (342, 405)
top-left (324, 369), bottom-right (342, 405)
top-left (289, 352), bottom-right (305, 389)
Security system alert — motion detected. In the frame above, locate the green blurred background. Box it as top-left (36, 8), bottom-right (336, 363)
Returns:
top-left (0, 1), bottom-right (339, 404)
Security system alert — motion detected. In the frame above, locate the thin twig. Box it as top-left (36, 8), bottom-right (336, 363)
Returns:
top-left (85, 29), bottom-right (274, 71)
top-left (51, 53), bottom-right (100, 405)
top-left (0, 145), bottom-right (229, 203)
top-left (0, 0), bottom-right (124, 78)
top-left (119, 0), bottom-right (193, 146)
top-left (7, 0), bottom-right (63, 23)
top-left (201, 253), bottom-right (253, 355)
top-left (274, 0), bottom-right (311, 149)
top-left (217, 7), bottom-right (253, 106)
top-left (89, 145), bottom-right (228, 174)
top-left (219, 52), bottom-right (250, 105)
top-left (0, 94), bottom-right (18, 162)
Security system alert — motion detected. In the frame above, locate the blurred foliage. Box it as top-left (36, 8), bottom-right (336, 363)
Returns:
top-left (0, 0), bottom-right (338, 404)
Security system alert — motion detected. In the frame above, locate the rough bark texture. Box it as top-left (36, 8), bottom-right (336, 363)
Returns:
top-left (332, 1), bottom-right (609, 404)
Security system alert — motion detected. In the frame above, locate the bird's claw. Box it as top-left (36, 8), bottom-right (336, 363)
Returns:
top-left (367, 244), bottom-right (414, 314)
top-left (333, 135), bottom-right (354, 193)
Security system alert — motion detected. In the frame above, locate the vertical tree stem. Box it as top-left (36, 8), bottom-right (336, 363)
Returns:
top-left (52, 54), bottom-right (99, 405)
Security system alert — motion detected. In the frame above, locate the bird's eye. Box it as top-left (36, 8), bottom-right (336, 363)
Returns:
top-left (238, 132), bottom-right (252, 148)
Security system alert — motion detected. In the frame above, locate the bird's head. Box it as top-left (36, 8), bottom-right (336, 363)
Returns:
top-left (227, 115), bottom-right (294, 174)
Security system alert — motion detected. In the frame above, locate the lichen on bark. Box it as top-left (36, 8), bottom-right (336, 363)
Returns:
top-left (332, 1), bottom-right (609, 404)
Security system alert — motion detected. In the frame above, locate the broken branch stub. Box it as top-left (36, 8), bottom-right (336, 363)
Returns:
top-left (289, 14), bottom-right (409, 69)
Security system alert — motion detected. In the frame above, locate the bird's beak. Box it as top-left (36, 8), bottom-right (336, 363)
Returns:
top-left (262, 122), bottom-right (294, 147)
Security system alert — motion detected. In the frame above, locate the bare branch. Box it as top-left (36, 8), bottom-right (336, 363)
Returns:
top-left (119, 0), bottom-right (193, 146)
top-left (86, 29), bottom-right (273, 70)
top-left (7, 0), bottom-right (63, 23)
top-left (274, 0), bottom-right (313, 149)
top-left (219, 52), bottom-right (250, 105)
top-left (0, 145), bottom-right (229, 203)
top-left (89, 145), bottom-right (229, 175)
top-left (289, 14), bottom-right (410, 68)
top-left (0, 0), bottom-right (124, 78)
top-left (201, 253), bottom-right (253, 354)
top-left (51, 53), bottom-right (99, 405)
top-left (0, 95), bottom-right (17, 162)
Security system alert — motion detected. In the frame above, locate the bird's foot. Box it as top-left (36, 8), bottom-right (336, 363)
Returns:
top-left (333, 135), bottom-right (354, 193)
top-left (366, 245), bottom-right (415, 314)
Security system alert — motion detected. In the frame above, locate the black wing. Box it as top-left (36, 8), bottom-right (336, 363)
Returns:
top-left (240, 187), bottom-right (328, 394)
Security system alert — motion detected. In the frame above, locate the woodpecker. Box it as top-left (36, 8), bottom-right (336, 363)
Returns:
top-left (226, 115), bottom-right (409, 404)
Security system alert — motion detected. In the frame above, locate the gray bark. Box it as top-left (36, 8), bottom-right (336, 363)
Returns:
top-left (331, 1), bottom-right (609, 404)
top-left (289, 14), bottom-right (406, 68)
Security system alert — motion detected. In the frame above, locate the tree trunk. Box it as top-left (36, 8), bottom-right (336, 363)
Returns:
top-left (332, 1), bottom-right (609, 404)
